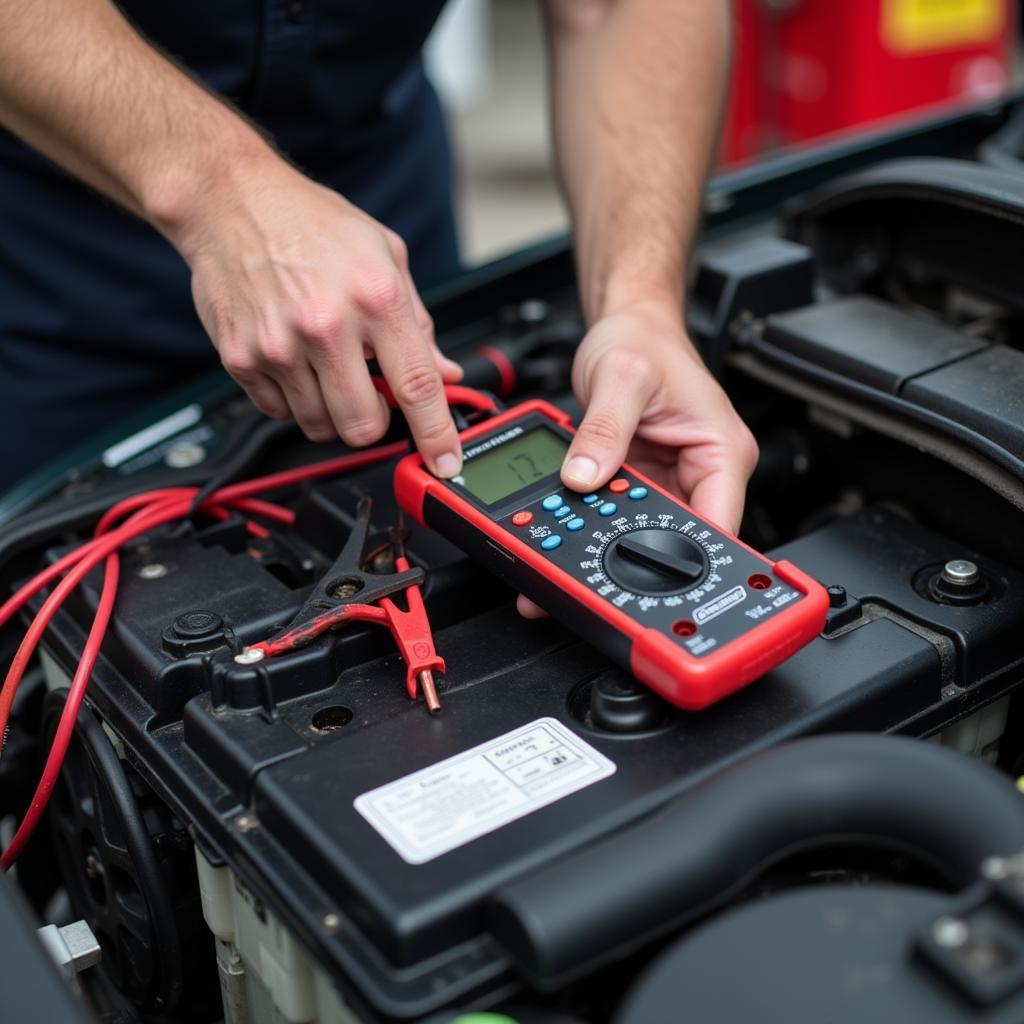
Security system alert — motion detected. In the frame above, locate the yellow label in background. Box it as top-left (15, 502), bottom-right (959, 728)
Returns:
top-left (882, 0), bottom-right (1005, 54)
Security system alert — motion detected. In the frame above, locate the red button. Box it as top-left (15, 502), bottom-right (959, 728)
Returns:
top-left (511, 510), bottom-right (534, 527)
top-left (609, 478), bottom-right (629, 493)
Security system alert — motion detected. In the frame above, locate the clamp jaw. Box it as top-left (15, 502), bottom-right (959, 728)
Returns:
top-left (244, 497), bottom-right (445, 713)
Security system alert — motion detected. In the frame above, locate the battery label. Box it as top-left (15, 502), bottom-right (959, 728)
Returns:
top-left (354, 718), bottom-right (616, 865)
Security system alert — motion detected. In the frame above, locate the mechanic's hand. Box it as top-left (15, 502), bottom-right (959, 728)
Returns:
top-left (517, 299), bottom-right (759, 619)
top-left (174, 160), bottom-right (464, 477)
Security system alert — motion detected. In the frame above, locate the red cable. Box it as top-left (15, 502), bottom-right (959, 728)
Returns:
top-left (226, 497), bottom-right (296, 526)
top-left (0, 498), bottom-right (190, 758)
top-left (475, 346), bottom-right (517, 398)
top-left (0, 443), bottom-right (407, 739)
top-left (0, 492), bottom-right (300, 864)
top-left (0, 498), bottom-right (193, 866)
top-left (213, 439), bottom-right (410, 504)
top-left (0, 387), bottom-right (494, 866)
top-left (372, 377), bottom-right (497, 415)
top-left (439, 384), bottom-right (498, 413)
top-left (0, 553), bottom-right (119, 868)
top-left (0, 448), bottom-right (402, 862)
top-left (206, 506), bottom-right (270, 538)
top-left (0, 449), bottom-right (392, 659)
top-left (95, 488), bottom-right (196, 535)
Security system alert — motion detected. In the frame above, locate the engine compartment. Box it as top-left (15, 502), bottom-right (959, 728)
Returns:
top-left (5, 102), bottom-right (1024, 1024)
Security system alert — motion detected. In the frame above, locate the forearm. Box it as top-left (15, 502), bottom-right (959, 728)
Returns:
top-left (0, 0), bottom-right (275, 251)
top-left (544, 0), bottom-right (730, 323)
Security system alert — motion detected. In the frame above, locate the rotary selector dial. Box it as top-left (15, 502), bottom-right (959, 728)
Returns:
top-left (603, 527), bottom-right (708, 595)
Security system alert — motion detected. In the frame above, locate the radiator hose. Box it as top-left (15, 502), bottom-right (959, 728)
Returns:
top-left (489, 733), bottom-right (1024, 986)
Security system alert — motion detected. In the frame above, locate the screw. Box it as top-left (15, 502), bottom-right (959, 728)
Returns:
top-left (933, 916), bottom-right (969, 948)
top-left (138, 563), bottom-right (167, 580)
top-left (826, 585), bottom-right (847, 609)
top-left (83, 852), bottom-right (102, 881)
top-left (164, 442), bottom-right (207, 469)
top-left (234, 648), bottom-right (265, 665)
top-left (328, 579), bottom-right (362, 600)
top-left (941, 560), bottom-right (980, 587)
top-left (234, 814), bottom-right (257, 832)
top-left (322, 912), bottom-right (341, 932)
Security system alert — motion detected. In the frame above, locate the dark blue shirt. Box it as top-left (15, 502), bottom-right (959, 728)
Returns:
top-left (0, 1), bottom-right (456, 489)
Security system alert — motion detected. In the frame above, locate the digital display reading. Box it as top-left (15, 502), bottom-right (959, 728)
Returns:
top-left (458, 428), bottom-right (568, 505)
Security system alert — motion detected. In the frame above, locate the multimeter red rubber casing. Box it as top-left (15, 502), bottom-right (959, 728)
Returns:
top-left (395, 399), bottom-right (829, 710)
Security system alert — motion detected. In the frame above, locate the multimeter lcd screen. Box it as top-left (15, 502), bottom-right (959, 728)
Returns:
top-left (458, 428), bottom-right (568, 505)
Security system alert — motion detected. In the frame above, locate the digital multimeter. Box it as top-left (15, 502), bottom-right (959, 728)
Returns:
top-left (395, 400), bottom-right (829, 709)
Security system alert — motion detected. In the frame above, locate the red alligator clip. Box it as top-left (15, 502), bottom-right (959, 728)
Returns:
top-left (378, 556), bottom-right (445, 712)
top-left (243, 498), bottom-right (445, 713)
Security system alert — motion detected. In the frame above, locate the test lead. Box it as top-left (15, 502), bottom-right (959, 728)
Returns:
top-left (418, 669), bottom-right (441, 714)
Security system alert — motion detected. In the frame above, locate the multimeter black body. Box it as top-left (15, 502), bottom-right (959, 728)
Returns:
top-left (395, 399), bottom-right (829, 709)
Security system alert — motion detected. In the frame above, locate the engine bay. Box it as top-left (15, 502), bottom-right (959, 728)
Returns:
top-left (4, 100), bottom-right (1024, 1024)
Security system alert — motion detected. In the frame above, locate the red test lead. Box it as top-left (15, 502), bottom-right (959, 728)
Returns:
top-left (378, 555), bottom-right (445, 713)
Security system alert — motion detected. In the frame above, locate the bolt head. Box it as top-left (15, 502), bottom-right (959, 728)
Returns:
top-left (941, 560), bottom-right (980, 587)
top-left (328, 577), bottom-right (363, 600)
top-left (83, 853), bottom-right (102, 880)
top-left (234, 648), bottom-right (265, 665)
top-left (138, 563), bottom-right (168, 580)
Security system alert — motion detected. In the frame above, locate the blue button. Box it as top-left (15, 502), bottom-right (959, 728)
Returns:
top-left (628, 486), bottom-right (648, 500)
top-left (541, 494), bottom-right (562, 511)
top-left (582, 494), bottom-right (600, 505)
top-left (541, 534), bottom-right (563, 551)
top-left (554, 504), bottom-right (571, 518)
top-left (598, 502), bottom-right (617, 516)
top-left (566, 517), bottom-right (585, 531)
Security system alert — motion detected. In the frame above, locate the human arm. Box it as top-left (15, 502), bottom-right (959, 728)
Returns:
top-left (542, 0), bottom-right (758, 531)
top-left (0, 0), bottom-right (464, 475)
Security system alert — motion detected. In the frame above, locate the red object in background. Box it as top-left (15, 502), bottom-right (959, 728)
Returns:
top-left (721, 0), bottom-right (1015, 166)
top-left (721, 0), bottom-right (771, 164)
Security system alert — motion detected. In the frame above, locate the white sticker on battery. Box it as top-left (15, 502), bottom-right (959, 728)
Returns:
top-left (353, 717), bottom-right (616, 865)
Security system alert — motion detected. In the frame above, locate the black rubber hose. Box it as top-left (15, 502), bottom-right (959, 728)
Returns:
top-left (489, 734), bottom-right (1024, 987)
